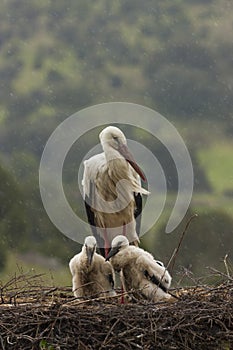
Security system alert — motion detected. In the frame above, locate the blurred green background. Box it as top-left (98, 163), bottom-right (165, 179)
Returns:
top-left (0, 0), bottom-right (232, 287)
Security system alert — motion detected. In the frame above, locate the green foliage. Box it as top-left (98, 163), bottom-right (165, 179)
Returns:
top-left (0, 165), bottom-right (26, 239)
top-left (0, 164), bottom-right (27, 270)
top-left (0, 241), bottom-right (7, 271)
top-left (197, 141), bottom-right (233, 194)
top-left (39, 339), bottom-right (55, 350)
top-left (0, 0), bottom-right (232, 128)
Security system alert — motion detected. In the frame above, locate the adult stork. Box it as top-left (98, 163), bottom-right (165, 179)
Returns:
top-left (82, 126), bottom-right (149, 257)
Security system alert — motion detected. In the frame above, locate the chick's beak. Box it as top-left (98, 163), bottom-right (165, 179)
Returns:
top-left (86, 247), bottom-right (95, 265)
top-left (105, 246), bottom-right (119, 261)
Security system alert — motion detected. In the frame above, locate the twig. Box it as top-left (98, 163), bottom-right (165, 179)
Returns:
top-left (207, 267), bottom-right (233, 282)
top-left (223, 254), bottom-right (230, 280)
top-left (168, 214), bottom-right (198, 274)
top-left (0, 335), bottom-right (6, 350)
top-left (63, 290), bottom-right (126, 306)
top-left (100, 318), bottom-right (120, 347)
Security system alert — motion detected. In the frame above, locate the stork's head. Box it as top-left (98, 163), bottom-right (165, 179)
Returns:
top-left (84, 236), bottom-right (96, 265)
top-left (105, 235), bottom-right (129, 261)
top-left (99, 126), bottom-right (146, 181)
top-left (99, 126), bottom-right (127, 150)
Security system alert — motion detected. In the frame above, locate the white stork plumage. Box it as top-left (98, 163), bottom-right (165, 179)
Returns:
top-left (82, 126), bottom-right (149, 257)
top-left (69, 236), bottom-right (116, 298)
top-left (106, 235), bottom-right (172, 302)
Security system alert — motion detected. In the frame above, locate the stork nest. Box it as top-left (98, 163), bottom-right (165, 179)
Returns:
top-left (0, 272), bottom-right (232, 350)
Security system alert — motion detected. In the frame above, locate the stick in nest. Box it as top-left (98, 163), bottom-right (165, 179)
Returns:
top-left (155, 214), bottom-right (198, 299)
top-left (167, 214), bottom-right (198, 274)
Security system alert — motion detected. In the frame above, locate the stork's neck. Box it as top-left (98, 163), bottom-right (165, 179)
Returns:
top-left (82, 246), bottom-right (95, 266)
top-left (110, 248), bottom-right (128, 270)
top-left (102, 143), bottom-right (124, 163)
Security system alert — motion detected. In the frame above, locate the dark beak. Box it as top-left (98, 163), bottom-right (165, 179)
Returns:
top-left (86, 247), bottom-right (95, 265)
top-left (105, 246), bottom-right (119, 261)
top-left (118, 144), bottom-right (146, 182)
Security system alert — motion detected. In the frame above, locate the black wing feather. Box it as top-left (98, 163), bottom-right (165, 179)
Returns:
top-left (84, 181), bottom-right (105, 256)
top-left (144, 270), bottom-right (167, 293)
top-left (108, 273), bottom-right (115, 289)
top-left (134, 192), bottom-right (142, 236)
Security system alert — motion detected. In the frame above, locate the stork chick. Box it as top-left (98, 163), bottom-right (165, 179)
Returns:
top-left (69, 236), bottom-right (116, 298)
top-left (106, 235), bottom-right (172, 302)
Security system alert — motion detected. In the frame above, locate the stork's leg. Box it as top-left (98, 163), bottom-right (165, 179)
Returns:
top-left (103, 228), bottom-right (110, 258)
top-left (119, 224), bottom-right (126, 304)
top-left (122, 223), bottom-right (126, 236)
top-left (120, 283), bottom-right (125, 304)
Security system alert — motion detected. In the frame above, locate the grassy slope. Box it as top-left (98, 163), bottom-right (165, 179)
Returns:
top-left (197, 140), bottom-right (233, 194)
